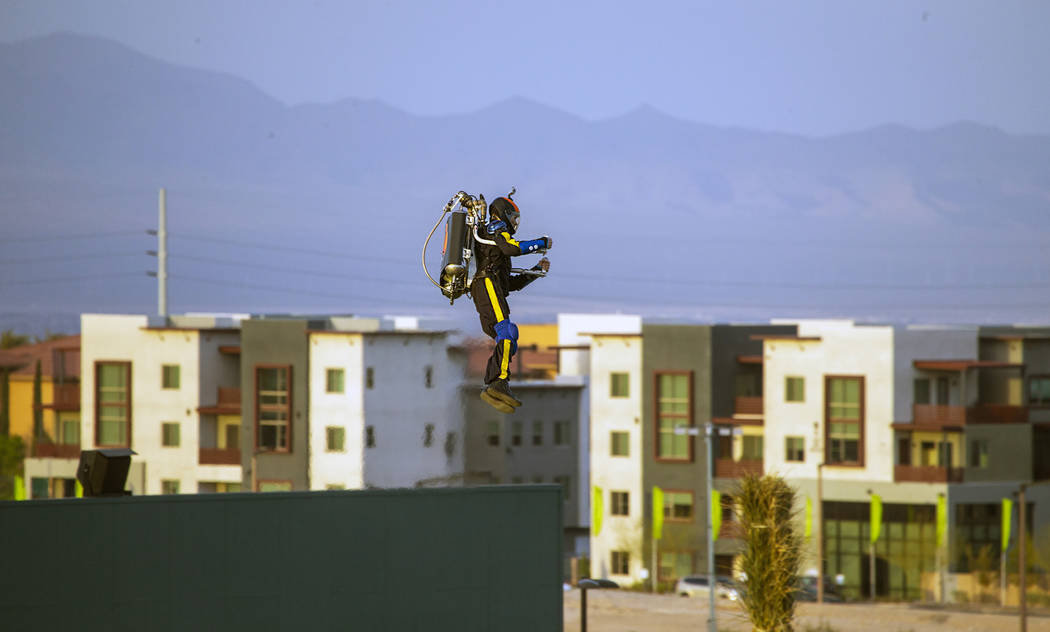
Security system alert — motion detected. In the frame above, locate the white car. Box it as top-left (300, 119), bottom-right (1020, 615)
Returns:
top-left (675, 575), bottom-right (739, 601)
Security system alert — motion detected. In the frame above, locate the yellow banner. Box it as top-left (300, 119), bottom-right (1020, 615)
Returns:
top-left (711, 490), bottom-right (723, 542)
top-left (1002, 498), bottom-right (1013, 552)
top-left (870, 494), bottom-right (882, 544)
top-left (75, 480), bottom-right (84, 498)
top-left (14, 475), bottom-right (25, 501)
top-left (936, 495), bottom-right (947, 547)
top-left (805, 496), bottom-right (813, 541)
top-left (592, 486), bottom-right (603, 537)
top-left (653, 486), bottom-right (664, 541)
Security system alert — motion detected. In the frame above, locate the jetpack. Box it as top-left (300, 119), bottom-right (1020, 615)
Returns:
top-left (421, 188), bottom-right (547, 305)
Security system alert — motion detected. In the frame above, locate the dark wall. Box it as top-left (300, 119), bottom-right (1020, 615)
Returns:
top-left (710, 324), bottom-right (796, 419)
top-left (0, 487), bottom-right (563, 632)
top-left (240, 319), bottom-right (310, 490)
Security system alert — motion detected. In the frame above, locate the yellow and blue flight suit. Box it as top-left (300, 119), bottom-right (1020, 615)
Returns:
top-left (470, 196), bottom-right (551, 412)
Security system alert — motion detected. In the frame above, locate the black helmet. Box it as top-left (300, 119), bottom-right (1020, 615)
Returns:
top-left (489, 197), bottom-right (520, 234)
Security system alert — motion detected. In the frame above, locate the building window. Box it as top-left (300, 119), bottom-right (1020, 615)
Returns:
top-left (326, 368), bottom-right (345, 393)
top-left (663, 491), bottom-right (694, 522)
top-left (326, 426), bottom-right (345, 452)
top-left (786, 376), bottom-right (805, 402)
top-left (742, 435), bottom-right (764, 460)
top-left (511, 476), bottom-right (523, 484)
top-left (256, 366), bottom-right (291, 452)
top-left (161, 480), bottom-right (180, 495)
top-left (554, 420), bottom-right (571, 446)
top-left (366, 367), bottom-right (374, 389)
top-left (531, 475), bottom-right (543, 484)
top-left (96, 362), bottom-right (131, 447)
top-left (610, 372), bottom-right (629, 398)
top-left (258, 480), bottom-right (292, 492)
top-left (611, 431), bottom-right (630, 457)
top-left (326, 484), bottom-right (346, 490)
top-left (969, 439), bottom-right (989, 468)
top-left (161, 422), bottom-right (180, 447)
top-left (1030, 376), bottom-right (1050, 405)
top-left (611, 551), bottom-right (630, 575)
top-left (486, 421), bottom-right (500, 446)
top-left (423, 423), bottom-right (434, 447)
top-left (826, 376), bottom-right (863, 466)
top-left (162, 364), bottom-right (180, 390)
top-left (611, 491), bottom-right (630, 516)
top-left (659, 551), bottom-right (693, 581)
top-left (914, 378), bottom-right (930, 405)
top-left (511, 421), bottom-right (523, 446)
top-left (30, 477), bottom-right (49, 499)
top-left (60, 418), bottom-right (80, 445)
top-left (785, 436), bottom-right (805, 462)
top-left (553, 475), bottom-right (571, 501)
top-left (366, 426), bottom-right (376, 448)
top-left (444, 432), bottom-right (456, 458)
top-left (532, 421), bottom-right (544, 446)
top-left (656, 372), bottom-right (691, 460)
top-left (424, 365), bottom-right (433, 388)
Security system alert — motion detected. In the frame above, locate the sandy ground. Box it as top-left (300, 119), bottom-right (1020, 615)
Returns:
top-left (563, 589), bottom-right (1050, 631)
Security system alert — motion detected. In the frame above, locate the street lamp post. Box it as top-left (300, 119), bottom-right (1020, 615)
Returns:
top-left (675, 422), bottom-right (723, 632)
top-left (817, 462), bottom-right (825, 604)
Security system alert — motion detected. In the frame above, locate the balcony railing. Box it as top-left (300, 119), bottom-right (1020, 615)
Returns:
top-left (714, 458), bottom-right (763, 478)
top-left (911, 404), bottom-right (1028, 427)
top-left (734, 396), bottom-right (763, 417)
top-left (894, 464), bottom-right (964, 483)
top-left (198, 387), bottom-right (242, 415)
top-left (199, 447), bottom-right (241, 466)
top-left (32, 442), bottom-right (81, 459)
top-left (49, 383), bottom-right (80, 410)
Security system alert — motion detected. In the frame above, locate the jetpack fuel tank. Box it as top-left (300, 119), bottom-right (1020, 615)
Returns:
top-left (439, 210), bottom-right (471, 300)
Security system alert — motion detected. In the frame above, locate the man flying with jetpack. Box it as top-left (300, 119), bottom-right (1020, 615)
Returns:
top-left (471, 195), bottom-right (552, 413)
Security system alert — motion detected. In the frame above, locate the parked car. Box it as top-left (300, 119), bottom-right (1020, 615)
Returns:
top-left (795, 576), bottom-right (845, 602)
top-left (675, 575), bottom-right (739, 601)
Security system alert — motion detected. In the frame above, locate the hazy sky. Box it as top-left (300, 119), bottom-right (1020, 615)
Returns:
top-left (2, 0), bottom-right (1048, 136)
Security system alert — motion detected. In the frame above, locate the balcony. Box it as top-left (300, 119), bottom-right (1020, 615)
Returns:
top-left (198, 387), bottom-right (242, 415)
top-left (199, 447), bottom-right (241, 466)
top-left (909, 404), bottom-right (1028, 429)
top-left (32, 442), bottom-right (81, 459)
top-left (894, 464), bottom-right (964, 483)
top-left (714, 458), bottom-right (763, 478)
top-left (37, 383), bottom-right (80, 412)
top-left (733, 396), bottom-right (763, 417)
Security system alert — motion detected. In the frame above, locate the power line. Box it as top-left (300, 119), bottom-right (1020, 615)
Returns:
top-left (0, 273), bottom-right (144, 286)
top-left (170, 233), bottom-right (410, 266)
top-left (172, 253), bottom-right (420, 287)
top-left (0, 253), bottom-right (144, 265)
top-left (169, 274), bottom-right (429, 306)
top-left (0, 230), bottom-right (145, 245)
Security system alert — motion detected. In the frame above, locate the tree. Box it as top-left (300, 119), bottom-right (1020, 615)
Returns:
top-left (737, 474), bottom-right (803, 632)
top-left (0, 434), bottom-right (25, 500)
top-left (0, 330), bottom-right (29, 349)
top-left (32, 359), bottom-right (44, 441)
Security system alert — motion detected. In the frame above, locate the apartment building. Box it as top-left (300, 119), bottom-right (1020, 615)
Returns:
top-left (588, 322), bottom-right (795, 586)
top-left (761, 320), bottom-right (1050, 601)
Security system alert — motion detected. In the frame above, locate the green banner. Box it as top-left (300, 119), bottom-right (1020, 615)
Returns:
top-left (592, 486), bottom-right (603, 537)
top-left (870, 494), bottom-right (882, 544)
top-left (805, 496), bottom-right (813, 541)
top-left (13, 475), bottom-right (25, 501)
top-left (936, 495), bottom-right (947, 547)
top-left (1002, 498), bottom-right (1013, 552)
top-left (653, 486), bottom-right (664, 541)
top-left (711, 490), bottom-right (722, 542)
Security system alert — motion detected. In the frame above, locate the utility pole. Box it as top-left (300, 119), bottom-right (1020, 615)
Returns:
top-left (817, 462), bottom-right (825, 604)
top-left (147, 189), bottom-right (169, 318)
top-left (1019, 484), bottom-right (1027, 632)
top-left (705, 422), bottom-right (716, 632)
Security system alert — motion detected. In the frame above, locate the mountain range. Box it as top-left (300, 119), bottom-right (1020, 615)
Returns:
top-left (1, 32), bottom-right (1049, 330)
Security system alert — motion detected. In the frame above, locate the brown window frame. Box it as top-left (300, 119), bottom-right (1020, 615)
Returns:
top-left (824, 375), bottom-right (865, 468)
top-left (662, 489), bottom-right (695, 523)
top-left (610, 490), bottom-right (630, 516)
top-left (1029, 374), bottom-right (1050, 407)
top-left (256, 479), bottom-right (293, 492)
top-left (658, 549), bottom-right (695, 581)
top-left (255, 364), bottom-right (292, 453)
top-left (785, 436), bottom-right (805, 462)
top-left (654, 370), bottom-right (694, 463)
top-left (95, 361), bottom-right (132, 448)
top-left (611, 550), bottom-right (630, 575)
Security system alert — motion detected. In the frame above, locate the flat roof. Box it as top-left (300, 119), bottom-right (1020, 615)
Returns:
top-left (307, 329), bottom-right (452, 337)
top-left (914, 360), bottom-right (1024, 371)
top-left (579, 332), bottom-right (642, 338)
top-left (750, 335), bottom-right (822, 342)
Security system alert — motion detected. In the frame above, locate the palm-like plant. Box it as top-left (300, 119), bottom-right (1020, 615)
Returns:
top-left (737, 473), bottom-right (803, 632)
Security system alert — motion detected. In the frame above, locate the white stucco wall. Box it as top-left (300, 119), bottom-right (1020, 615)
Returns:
top-left (308, 333), bottom-right (366, 490)
top-left (81, 314), bottom-right (203, 495)
top-left (763, 320), bottom-right (896, 484)
top-left (361, 334), bottom-right (465, 488)
top-left (589, 334), bottom-right (644, 581)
